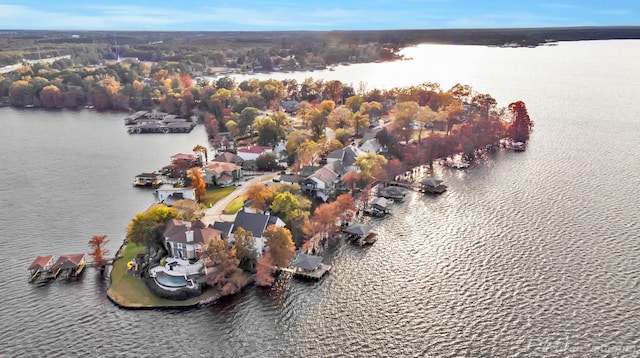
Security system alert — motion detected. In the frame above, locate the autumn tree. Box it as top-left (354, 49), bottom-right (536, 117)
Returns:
top-left (40, 85), bottom-right (62, 108)
top-left (345, 95), bottom-right (364, 113)
top-left (350, 110), bottom-right (370, 137)
top-left (264, 225), bottom-right (295, 268)
top-left (393, 101), bottom-right (419, 142)
top-left (258, 79), bottom-right (285, 108)
top-left (327, 106), bottom-right (353, 129)
top-left (244, 182), bottom-right (274, 213)
top-left (88, 235), bottom-right (110, 274)
top-left (193, 144), bottom-right (208, 163)
top-left (253, 116), bottom-right (278, 146)
top-left (126, 205), bottom-right (180, 246)
top-left (508, 101), bottom-right (533, 142)
top-left (233, 227), bottom-right (257, 262)
top-left (296, 139), bottom-right (321, 165)
top-left (188, 168), bottom-right (207, 202)
top-left (204, 238), bottom-right (248, 296)
top-left (354, 152), bottom-right (388, 184)
top-left (255, 252), bottom-right (276, 286)
top-left (235, 106), bottom-right (260, 134)
top-left (333, 194), bottom-right (356, 225)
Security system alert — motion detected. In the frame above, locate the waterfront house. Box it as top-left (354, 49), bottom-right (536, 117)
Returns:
top-left (302, 160), bottom-right (349, 202)
top-left (326, 144), bottom-right (362, 168)
top-left (226, 211), bottom-right (286, 256)
top-left (213, 152), bottom-right (244, 166)
top-left (236, 145), bottom-right (272, 161)
top-left (155, 184), bottom-right (196, 204)
top-left (201, 162), bottom-right (243, 187)
top-left (163, 219), bottom-right (222, 260)
top-left (171, 153), bottom-right (202, 167)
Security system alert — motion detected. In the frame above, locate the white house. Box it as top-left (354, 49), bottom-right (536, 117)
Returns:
top-left (156, 184), bottom-right (196, 202)
top-left (236, 145), bottom-right (272, 161)
top-left (221, 211), bottom-right (286, 256)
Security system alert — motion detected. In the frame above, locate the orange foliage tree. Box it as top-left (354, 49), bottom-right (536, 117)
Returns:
top-left (88, 235), bottom-right (110, 273)
top-left (188, 168), bottom-right (207, 202)
top-left (264, 225), bottom-right (295, 268)
top-left (255, 252), bottom-right (276, 287)
top-left (244, 182), bottom-right (274, 213)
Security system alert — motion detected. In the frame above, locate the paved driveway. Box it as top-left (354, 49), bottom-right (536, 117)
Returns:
top-left (201, 172), bottom-right (274, 226)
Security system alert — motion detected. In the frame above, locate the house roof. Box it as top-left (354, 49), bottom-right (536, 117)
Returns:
top-left (359, 138), bottom-right (381, 153)
top-left (28, 255), bottom-right (53, 270)
top-left (308, 165), bottom-right (339, 186)
top-left (212, 222), bottom-right (233, 237)
top-left (232, 211), bottom-right (270, 237)
top-left (163, 219), bottom-right (221, 245)
top-left (136, 172), bottom-right (158, 179)
top-left (213, 152), bottom-right (244, 164)
top-left (171, 153), bottom-right (196, 161)
top-left (51, 254), bottom-right (85, 270)
top-left (219, 173), bottom-right (233, 182)
top-left (327, 145), bottom-right (362, 167)
top-left (420, 178), bottom-right (443, 187)
top-left (344, 223), bottom-right (373, 236)
top-left (156, 184), bottom-right (195, 193)
top-left (370, 197), bottom-right (390, 209)
top-left (237, 145), bottom-right (272, 154)
top-left (203, 161), bottom-right (241, 174)
top-left (292, 254), bottom-right (323, 271)
top-left (300, 165), bottom-right (321, 178)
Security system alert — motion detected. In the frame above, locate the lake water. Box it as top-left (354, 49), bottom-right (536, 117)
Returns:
top-left (1, 40), bottom-right (639, 357)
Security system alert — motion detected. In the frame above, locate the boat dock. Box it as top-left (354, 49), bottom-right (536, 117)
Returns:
top-left (28, 254), bottom-right (87, 284)
top-left (278, 254), bottom-right (332, 280)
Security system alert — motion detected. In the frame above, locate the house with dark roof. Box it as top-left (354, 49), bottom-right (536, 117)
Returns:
top-left (163, 219), bottom-right (222, 260)
top-left (280, 100), bottom-right (300, 114)
top-left (216, 211), bottom-right (286, 256)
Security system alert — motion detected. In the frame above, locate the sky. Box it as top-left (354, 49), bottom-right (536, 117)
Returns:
top-left (0, 0), bottom-right (637, 31)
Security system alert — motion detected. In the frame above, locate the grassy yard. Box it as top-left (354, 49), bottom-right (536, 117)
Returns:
top-left (107, 241), bottom-right (219, 308)
top-left (223, 196), bottom-right (245, 215)
top-left (202, 186), bottom-right (236, 207)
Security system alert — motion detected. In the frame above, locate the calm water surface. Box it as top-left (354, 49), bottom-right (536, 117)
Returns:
top-left (1, 40), bottom-right (639, 357)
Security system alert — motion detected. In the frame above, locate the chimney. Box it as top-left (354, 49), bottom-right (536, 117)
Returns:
top-left (185, 228), bottom-right (194, 242)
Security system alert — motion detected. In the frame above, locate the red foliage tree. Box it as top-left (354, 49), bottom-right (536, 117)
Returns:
top-left (255, 252), bottom-right (276, 287)
top-left (508, 101), bottom-right (533, 142)
top-left (88, 235), bottom-right (109, 273)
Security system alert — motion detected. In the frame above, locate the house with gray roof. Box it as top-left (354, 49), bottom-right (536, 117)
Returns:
top-left (326, 144), bottom-right (363, 168)
top-left (214, 211), bottom-right (286, 256)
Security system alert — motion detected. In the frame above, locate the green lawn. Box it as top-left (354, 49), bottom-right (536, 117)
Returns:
top-left (223, 196), bottom-right (245, 215)
top-left (202, 186), bottom-right (236, 207)
top-left (107, 241), bottom-right (219, 308)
